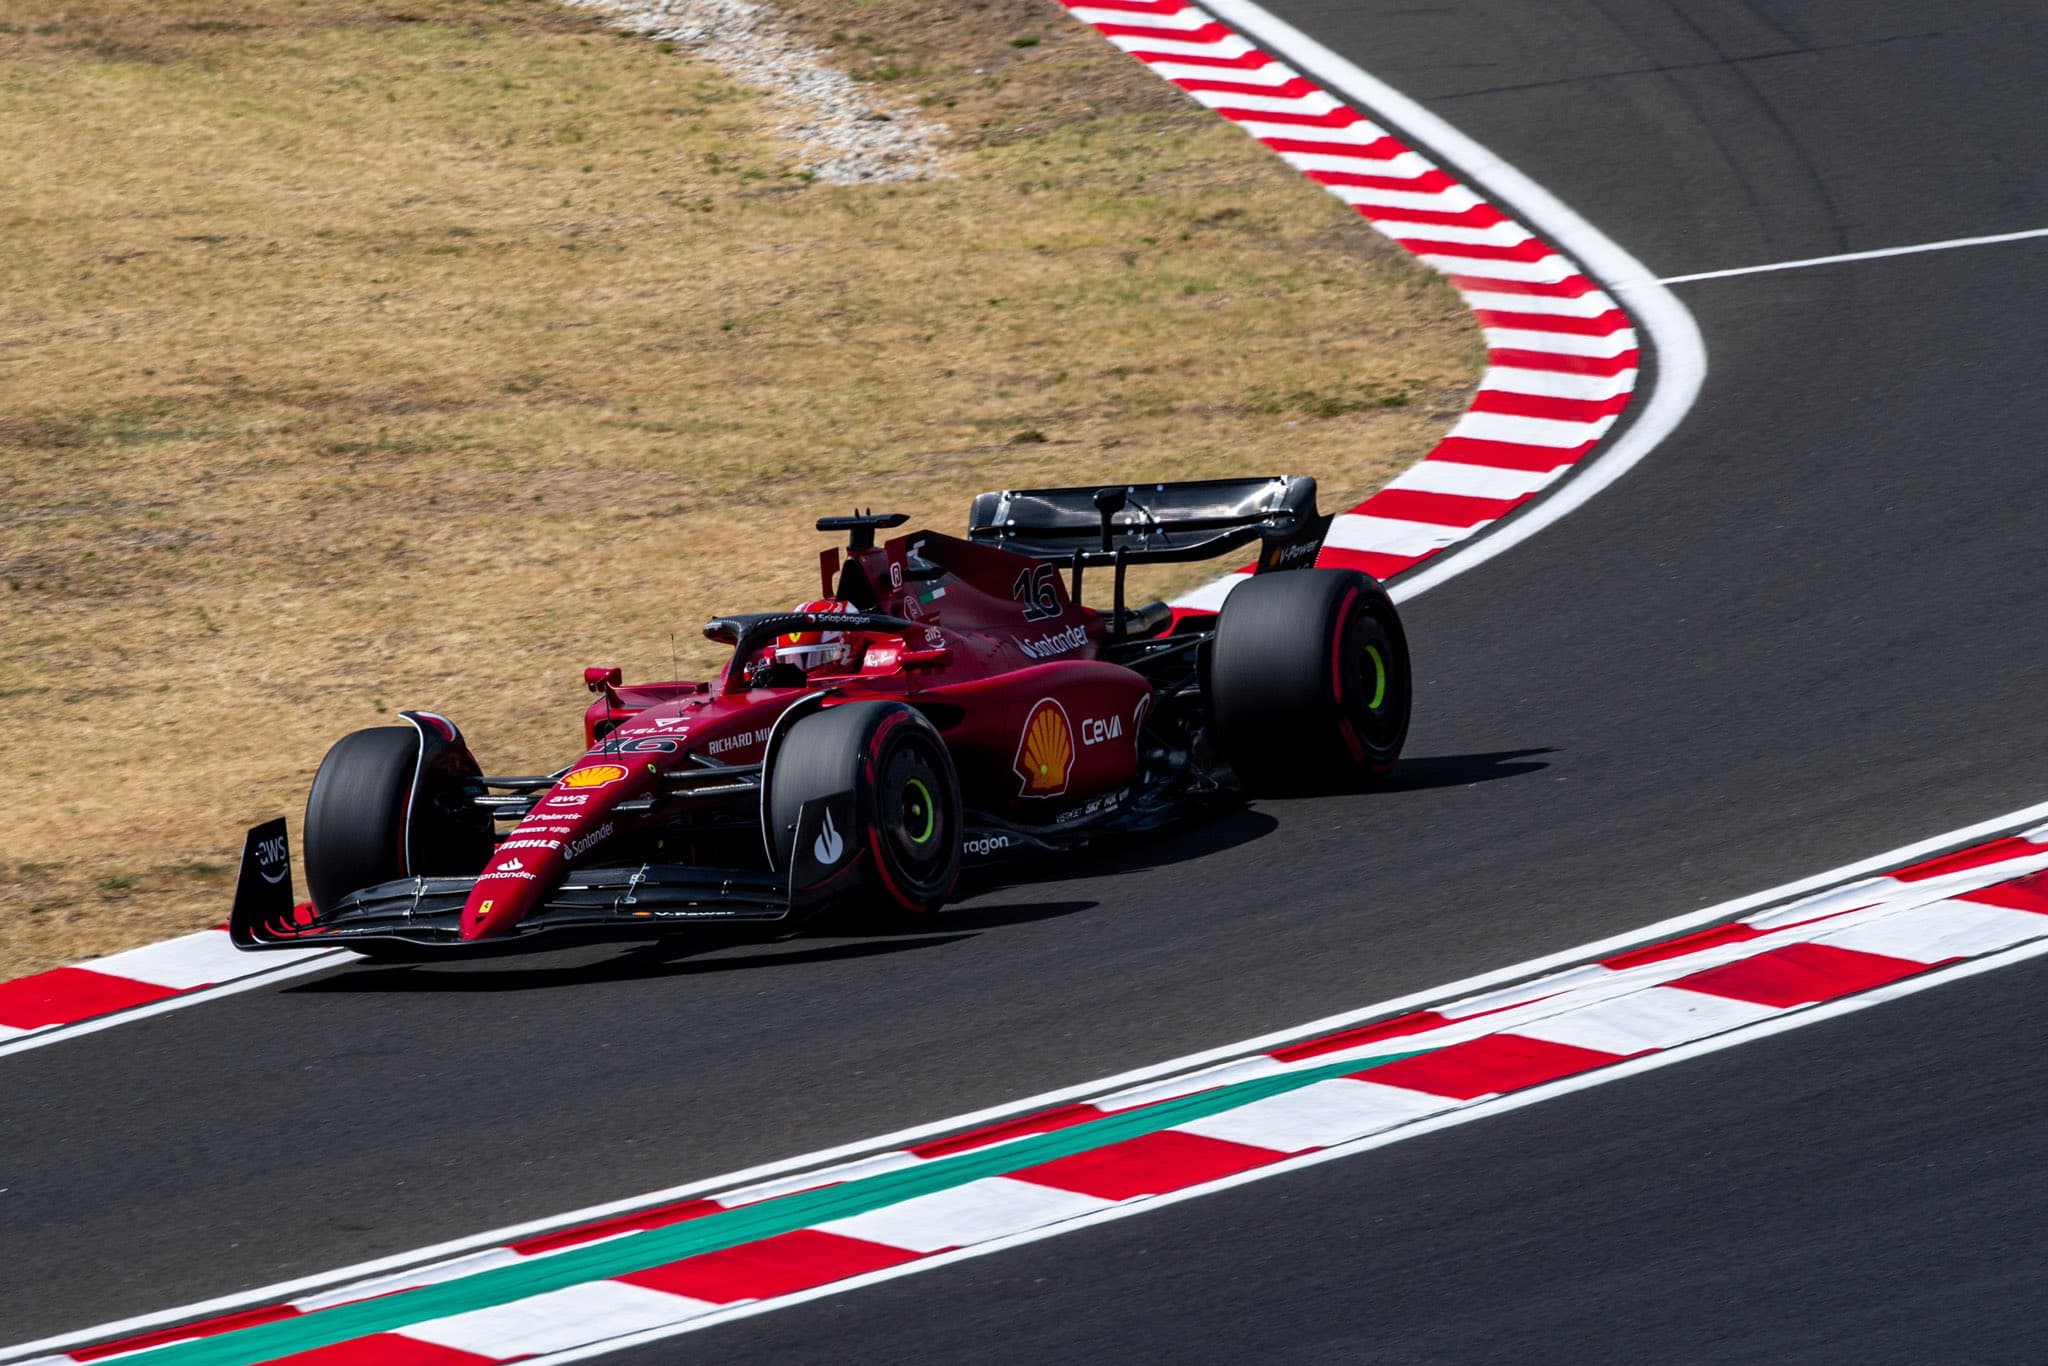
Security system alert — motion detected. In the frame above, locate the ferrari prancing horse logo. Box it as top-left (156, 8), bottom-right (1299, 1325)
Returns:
top-left (1014, 698), bottom-right (1075, 797)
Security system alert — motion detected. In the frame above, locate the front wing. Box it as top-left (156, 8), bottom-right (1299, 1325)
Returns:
top-left (230, 795), bottom-right (859, 951)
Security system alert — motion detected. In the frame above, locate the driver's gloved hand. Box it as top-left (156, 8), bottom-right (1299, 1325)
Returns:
top-left (746, 659), bottom-right (807, 690)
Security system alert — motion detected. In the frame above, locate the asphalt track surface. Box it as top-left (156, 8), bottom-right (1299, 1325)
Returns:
top-left (6, 0), bottom-right (2048, 1357)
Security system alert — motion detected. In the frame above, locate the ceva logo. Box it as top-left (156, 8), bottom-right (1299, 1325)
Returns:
top-left (1081, 714), bottom-right (1123, 746)
top-left (813, 809), bottom-right (845, 865)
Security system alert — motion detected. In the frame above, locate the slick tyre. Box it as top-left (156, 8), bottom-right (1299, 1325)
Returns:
top-left (1209, 569), bottom-right (1411, 793)
top-left (769, 701), bottom-right (962, 927)
top-left (304, 723), bottom-right (489, 959)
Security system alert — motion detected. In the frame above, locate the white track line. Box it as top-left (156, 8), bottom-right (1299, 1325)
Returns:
top-left (1195, 0), bottom-right (1707, 605)
top-left (529, 933), bottom-right (2048, 1360)
top-left (12, 794), bottom-right (2048, 1364)
top-left (0, 952), bottom-right (351, 1063)
top-left (1660, 226), bottom-right (2048, 285)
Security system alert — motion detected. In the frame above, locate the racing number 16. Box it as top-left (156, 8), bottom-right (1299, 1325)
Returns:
top-left (1012, 563), bottom-right (1062, 621)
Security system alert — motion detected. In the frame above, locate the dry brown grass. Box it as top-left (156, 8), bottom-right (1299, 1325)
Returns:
top-left (0, 0), bottom-right (1480, 976)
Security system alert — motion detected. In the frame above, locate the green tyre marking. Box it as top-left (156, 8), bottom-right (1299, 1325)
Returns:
top-left (903, 777), bottom-right (936, 845)
top-left (129, 1047), bottom-right (1433, 1365)
top-left (1364, 644), bottom-right (1387, 710)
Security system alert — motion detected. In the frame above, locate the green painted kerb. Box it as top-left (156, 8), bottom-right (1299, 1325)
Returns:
top-left (123, 1047), bottom-right (1431, 1365)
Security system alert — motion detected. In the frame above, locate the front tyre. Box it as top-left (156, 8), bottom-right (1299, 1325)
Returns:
top-left (769, 701), bottom-right (962, 926)
top-left (303, 720), bottom-right (491, 956)
top-left (1208, 569), bottom-right (1411, 793)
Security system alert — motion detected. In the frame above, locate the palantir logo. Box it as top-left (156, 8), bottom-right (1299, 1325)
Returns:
top-left (813, 808), bottom-right (845, 865)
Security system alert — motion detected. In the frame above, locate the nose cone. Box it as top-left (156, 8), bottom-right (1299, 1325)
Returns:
top-left (460, 846), bottom-right (560, 940)
top-left (461, 758), bottom-right (646, 940)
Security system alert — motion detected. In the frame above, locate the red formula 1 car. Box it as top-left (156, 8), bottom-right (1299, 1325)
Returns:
top-left (231, 476), bottom-right (1411, 956)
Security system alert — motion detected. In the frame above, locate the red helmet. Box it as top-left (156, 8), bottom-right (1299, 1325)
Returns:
top-left (775, 599), bottom-right (858, 674)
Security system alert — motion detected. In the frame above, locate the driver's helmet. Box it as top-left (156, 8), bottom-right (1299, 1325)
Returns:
top-left (775, 599), bottom-right (859, 674)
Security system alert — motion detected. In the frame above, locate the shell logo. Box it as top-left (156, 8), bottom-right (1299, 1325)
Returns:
top-left (1014, 698), bottom-right (1075, 797)
top-left (561, 763), bottom-right (629, 790)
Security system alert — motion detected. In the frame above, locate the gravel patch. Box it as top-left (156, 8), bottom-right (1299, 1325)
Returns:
top-left (562, 0), bottom-right (944, 184)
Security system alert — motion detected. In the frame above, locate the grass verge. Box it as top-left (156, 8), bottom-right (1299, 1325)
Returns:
top-left (0, 0), bottom-right (1480, 975)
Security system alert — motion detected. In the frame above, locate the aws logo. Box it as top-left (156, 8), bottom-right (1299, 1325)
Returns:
top-left (1014, 698), bottom-right (1074, 798)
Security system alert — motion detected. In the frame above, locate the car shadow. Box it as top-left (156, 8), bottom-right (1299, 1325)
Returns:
top-left (1374, 748), bottom-right (1556, 792)
top-left (819, 897), bottom-right (1102, 939)
top-left (934, 898), bottom-right (1099, 931)
top-left (1075, 804), bottom-right (1280, 878)
top-left (945, 805), bottom-right (1280, 900)
top-left (288, 895), bottom-right (1107, 988)
top-left (285, 931), bottom-right (979, 994)
top-left (281, 753), bottom-right (1544, 988)
top-left (931, 750), bottom-right (1551, 901)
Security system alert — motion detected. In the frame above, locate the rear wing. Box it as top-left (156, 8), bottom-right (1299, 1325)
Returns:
top-left (967, 475), bottom-right (1330, 571)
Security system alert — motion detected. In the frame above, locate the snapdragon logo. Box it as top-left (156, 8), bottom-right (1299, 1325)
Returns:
top-left (1018, 624), bottom-right (1088, 659)
top-left (962, 834), bottom-right (1011, 857)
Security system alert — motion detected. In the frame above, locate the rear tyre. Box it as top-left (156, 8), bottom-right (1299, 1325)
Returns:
top-left (304, 723), bottom-right (490, 959)
top-left (769, 701), bottom-right (962, 927)
top-left (1209, 569), bottom-right (1411, 793)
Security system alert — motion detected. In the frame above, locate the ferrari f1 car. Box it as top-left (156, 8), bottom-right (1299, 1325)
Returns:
top-left (231, 475), bottom-right (1410, 957)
